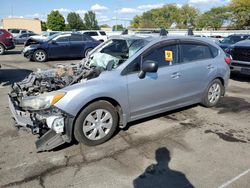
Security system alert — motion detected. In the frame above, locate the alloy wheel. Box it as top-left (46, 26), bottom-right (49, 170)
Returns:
top-left (208, 83), bottom-right (221, 104)
top-left (35, 51), bottom-right (46, 61)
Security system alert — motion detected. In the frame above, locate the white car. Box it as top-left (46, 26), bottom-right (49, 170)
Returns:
top-left (8, 29), bottom-right (33, 37)
top-left (30, 31), bottom-right (60, 40)
top-left (80, 30), bottom-right (108, 42)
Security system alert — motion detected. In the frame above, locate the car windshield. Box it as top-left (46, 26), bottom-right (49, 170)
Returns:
top-left (87, 38), bottom-right (149, 69)
top-left (45, 33), bottom-right (61, 41)
top-left (220, 35), bottom-right (248, 44)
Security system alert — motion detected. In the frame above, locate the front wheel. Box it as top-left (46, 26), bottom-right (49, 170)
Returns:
top-left (33, 50), bottom-right (47, 62)
top-left (202, 79), bottom-right (223, 107)
top-left (74, 101), bottom-right (118, 146)
top-left (0, 44), bottom-right (5, 55)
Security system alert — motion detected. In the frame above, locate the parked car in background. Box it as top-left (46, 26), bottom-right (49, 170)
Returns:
top-left (80, 30), bottom-right (108, 42)
top-left (29, 31), bottom-right (60, 41)
top-left (23, 32), bottom-right (100, 62)
top-left (13, 33), bottom-right (38, 44)
top-left (225, 39), bottom-right (250, 76)
top-left (9, 35), bottom-right (230, 151)
top-left (219, 34), bottom-right (250, 51)
top-left (8, 29), bottom-right (34, 37)
top-left (0, 29), bottom-right (15, 55)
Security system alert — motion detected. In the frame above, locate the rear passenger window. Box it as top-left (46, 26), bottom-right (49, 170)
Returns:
top-left (180, 43), bottom-right (213, 62)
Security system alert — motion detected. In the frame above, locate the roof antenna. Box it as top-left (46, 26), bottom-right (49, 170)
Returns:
top-left (160, 28), bottom-right (168, 36)
top-left (121, 29), bottom-right (128, 35)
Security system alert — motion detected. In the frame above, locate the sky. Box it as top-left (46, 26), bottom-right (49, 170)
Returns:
top-left (0, 0), bottom-right (230, 27)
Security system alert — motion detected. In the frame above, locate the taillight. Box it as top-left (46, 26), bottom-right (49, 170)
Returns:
top-left (224, 56), bottom-right (232, 65)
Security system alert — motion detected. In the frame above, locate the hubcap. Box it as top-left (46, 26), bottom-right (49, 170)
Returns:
top-left (82, 109), bottom-right (113, 140)
top-left (35, 51), bottom-right (45, 61)
top-left (0, 46), bottom-right (3, 54)
top-left (208, 83), bottom-right (221, 104)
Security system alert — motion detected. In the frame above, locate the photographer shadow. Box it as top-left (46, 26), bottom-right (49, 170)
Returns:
top-left (133, 147), bottom-right (194, 188)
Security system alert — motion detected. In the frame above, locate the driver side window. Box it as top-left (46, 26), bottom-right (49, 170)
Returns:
top-left (124, 43), bottom-right (178, 75)
top-left (56, 36), bottom-right (69, 42)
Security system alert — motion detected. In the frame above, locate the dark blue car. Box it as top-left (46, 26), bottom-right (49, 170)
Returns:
top-left (23, 32), bottom-right (101, 62)
top-left (219, 34), bottom-right (250, 51)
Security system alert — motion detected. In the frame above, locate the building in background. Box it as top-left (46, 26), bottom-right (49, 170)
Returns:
top-left (2, 18), bottom-right (41, 34)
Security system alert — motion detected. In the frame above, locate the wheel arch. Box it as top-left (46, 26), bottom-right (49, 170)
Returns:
top-left (69, 97), bottom-right (125, 140)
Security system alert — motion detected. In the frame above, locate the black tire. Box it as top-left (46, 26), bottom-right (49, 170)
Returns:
top-left (202, 79), bottom-right (223, 107)
top-left (84, 48), bottom-right (93, 57)
top-left (33, 49), bottom-right (47, 62)
top-left (74, 100), bottom-right (118, 146)
top-left (0, 44), bottom-right (5, 55)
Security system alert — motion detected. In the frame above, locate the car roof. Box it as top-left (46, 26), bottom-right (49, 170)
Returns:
top-left (108, 35), bottom-right (217, 46)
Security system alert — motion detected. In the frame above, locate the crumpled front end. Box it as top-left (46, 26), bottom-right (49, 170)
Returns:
top-left (8, 62), bottom-right (103, 151)
top-left (8, 92), bottom-right (74, 152)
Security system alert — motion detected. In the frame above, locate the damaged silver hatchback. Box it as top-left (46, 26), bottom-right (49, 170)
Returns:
top-left (8, 35), bottom-right (230, 151)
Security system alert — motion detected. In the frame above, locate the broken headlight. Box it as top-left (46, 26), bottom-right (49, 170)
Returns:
top-left (20, 91), bottom-right (66, 111)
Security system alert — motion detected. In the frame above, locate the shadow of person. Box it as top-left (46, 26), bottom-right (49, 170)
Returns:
top-left (133, 147), bottom-right (194, 188)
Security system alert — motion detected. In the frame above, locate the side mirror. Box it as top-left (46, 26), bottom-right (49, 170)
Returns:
top-left (138, 60), bottom-right (158, 79)
top-left (51, 40), bottom-right (57, 44)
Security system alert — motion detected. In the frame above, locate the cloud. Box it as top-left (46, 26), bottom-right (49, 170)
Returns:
top-left (117, 8), bottom-right (141, 14)
top-left (98, 15), bottom-right (110, 22)
top-left (75, 9), bottom-right (87, 15)
top-left (53, 8), bottom-right (71, 13)
top-left (189, 0), bottom-right (225, 5)
top-left (91, 4), bottom-right (108, 12)
top-left (137, 4), bottom-right (164, 10)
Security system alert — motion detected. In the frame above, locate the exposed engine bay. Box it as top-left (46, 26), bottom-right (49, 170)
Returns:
top-left (8, 36), bottom-right (150, 151)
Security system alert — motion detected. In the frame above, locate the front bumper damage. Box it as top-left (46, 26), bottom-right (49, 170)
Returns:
top-left (8, 94), bottom-right (74, 152)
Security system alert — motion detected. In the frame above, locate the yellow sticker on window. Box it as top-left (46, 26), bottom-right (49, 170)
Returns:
top-left (165, 50), bottom-right (173, 62)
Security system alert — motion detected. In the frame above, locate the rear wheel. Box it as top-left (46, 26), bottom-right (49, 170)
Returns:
top-left (33, 50), bottom-right (47, 62)
top-left (74, 101), bottom-right (118, 146)
top-left (202, 79), bottom-right (223, 107)
top-left (84, 48), bottom-right (93, 57)
top-left (0, 44), bottom-right (5, 55)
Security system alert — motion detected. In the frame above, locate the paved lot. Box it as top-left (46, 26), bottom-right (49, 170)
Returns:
top-left (0, 46), bottom-right (250, 188)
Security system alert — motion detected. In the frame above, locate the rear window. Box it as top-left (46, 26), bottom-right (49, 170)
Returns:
top-left (10, 29), bottom-right (20, 34)
top-left (85, 32), bottom-right (98, 36)
top-left (100, 31), bottom-right (106, 36)
top-left (180, 43), bottom-right (213, 62)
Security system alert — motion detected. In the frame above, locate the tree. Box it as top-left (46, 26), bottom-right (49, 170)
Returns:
top-left (112, 24), bottom-right (124, 31)
top-left (130, 15), bottom-right (142, 28)
top-left (229, 0), bottom-right (250, 29)
top-left (197, 6), bottom-right (229, 30)
top-left (67, 12), bottom-right (85, 30)
top-left (84, 11), bottom-right (100, 30)
top-left (41, 21), bottom-right (47, 31)
top-left (100, 24), bottom-right (110, 28)
top-left (47, 10), bottom-right (65, 31)
top-left (178, 5), bottom-right (200, 29)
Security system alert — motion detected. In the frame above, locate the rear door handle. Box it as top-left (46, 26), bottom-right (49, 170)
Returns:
top-left (207, 64), bottom-right (214, 70)
top-left (171, 72), bottom-right (181, 79)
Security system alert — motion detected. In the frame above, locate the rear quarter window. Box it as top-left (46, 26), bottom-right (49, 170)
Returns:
top-left (180, 43), bottom-right (213, 62)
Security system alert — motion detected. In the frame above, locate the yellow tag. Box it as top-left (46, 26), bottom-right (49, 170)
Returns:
top-left (165, 50), bottom-right (173, 62)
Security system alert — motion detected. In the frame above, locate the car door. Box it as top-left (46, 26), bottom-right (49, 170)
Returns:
top-left (48, 35), bottom-right (70, 58)
top-left (178, 40), bottom-right (218, 102)
top-left (69, 34), bottom-right (85, 57)
top-left (125, 41), bottom-right (183, 120)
